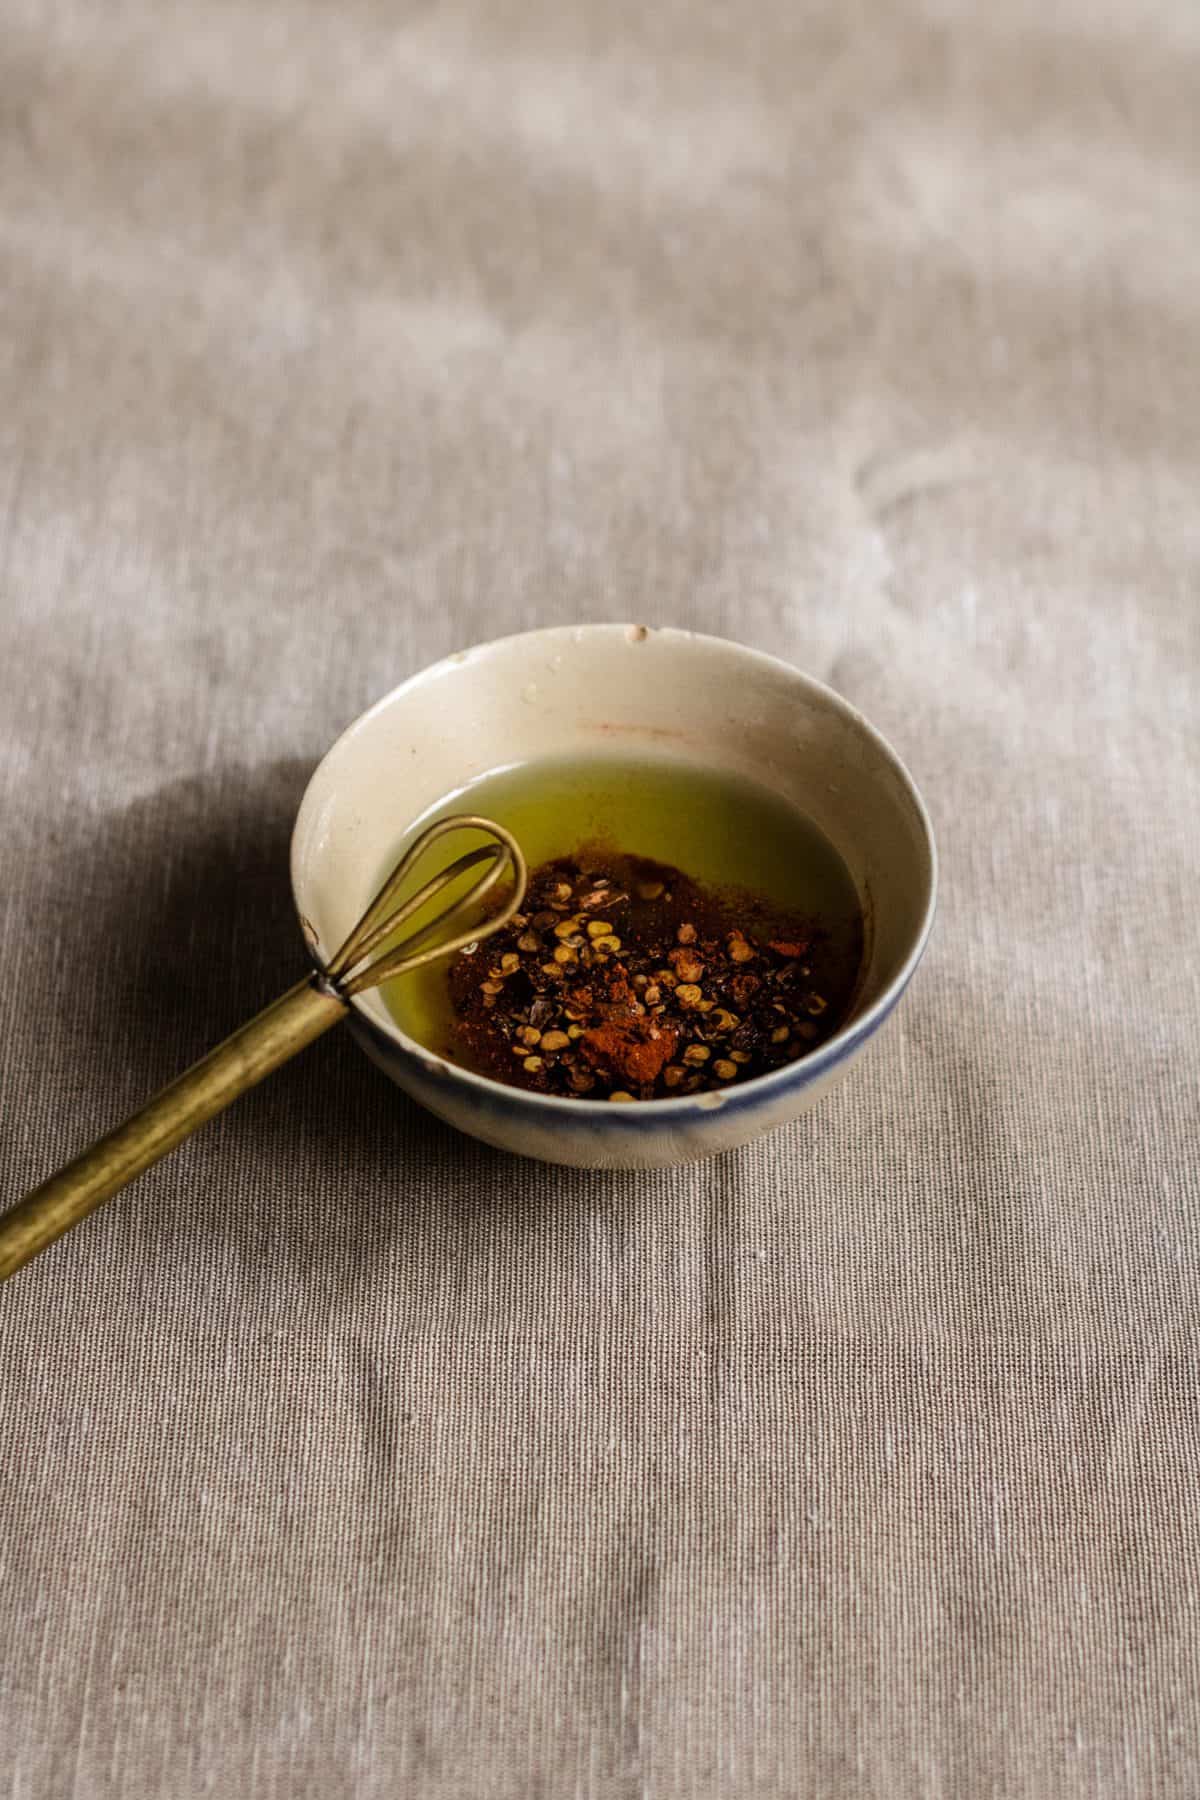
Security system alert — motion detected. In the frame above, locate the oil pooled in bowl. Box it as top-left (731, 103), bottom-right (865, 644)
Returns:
top-left (376, 753), bottom-right (865, 1098)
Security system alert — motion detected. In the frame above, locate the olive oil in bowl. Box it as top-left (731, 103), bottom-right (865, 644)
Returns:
top-left (375, 753), bottom-right (865, 1094)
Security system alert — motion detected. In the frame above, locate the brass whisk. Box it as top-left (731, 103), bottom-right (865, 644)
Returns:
top-left (0, 815), bottom-right (527, 1282)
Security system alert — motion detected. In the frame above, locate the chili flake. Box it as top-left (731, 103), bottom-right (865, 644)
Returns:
top-left (441, 850), bottom-right (855, 1100)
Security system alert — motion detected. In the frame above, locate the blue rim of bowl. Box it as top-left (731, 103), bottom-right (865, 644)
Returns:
top-left (292, 623), bottom-right (939, 1121)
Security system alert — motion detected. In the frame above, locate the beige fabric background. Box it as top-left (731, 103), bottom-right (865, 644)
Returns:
top-left (2, 1), bottom-right (1198, 1795)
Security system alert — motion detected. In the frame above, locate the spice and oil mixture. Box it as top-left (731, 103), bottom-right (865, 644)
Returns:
top-left (379, 755), bottom-right (864, 1102)
top-left (445, 851), bottom-right (858, 1100)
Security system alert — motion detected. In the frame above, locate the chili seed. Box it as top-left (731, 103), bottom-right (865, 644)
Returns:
top-left (447, 847), bottom-right (845, 1104)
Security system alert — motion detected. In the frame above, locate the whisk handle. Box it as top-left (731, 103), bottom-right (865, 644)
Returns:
top-left (0, 977), bottom-right (346, 1282)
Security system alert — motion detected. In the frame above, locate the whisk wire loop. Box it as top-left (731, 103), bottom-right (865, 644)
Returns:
top-left (329, 815), bottom-right (526, 997)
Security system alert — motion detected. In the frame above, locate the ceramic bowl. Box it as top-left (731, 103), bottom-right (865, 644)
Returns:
top-left (291, 624), bottom-right (937, 1168)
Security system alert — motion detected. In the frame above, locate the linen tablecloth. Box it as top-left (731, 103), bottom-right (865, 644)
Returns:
top-left (3, 2), bottom-right (1198, 1794)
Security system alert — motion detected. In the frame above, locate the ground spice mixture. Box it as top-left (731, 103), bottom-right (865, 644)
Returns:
top-left (444, 849), bottom-right (858, 1101)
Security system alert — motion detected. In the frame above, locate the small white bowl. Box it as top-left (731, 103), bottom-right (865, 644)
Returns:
top-left (291, 625), bottom-right (936, 1168)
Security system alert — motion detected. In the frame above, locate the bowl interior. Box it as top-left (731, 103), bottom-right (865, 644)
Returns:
top-left (292, 625), bottom-right (935, 1059)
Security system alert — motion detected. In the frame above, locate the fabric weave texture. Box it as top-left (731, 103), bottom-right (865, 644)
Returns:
top-left (2, 1), bottom-right (1198, 1795)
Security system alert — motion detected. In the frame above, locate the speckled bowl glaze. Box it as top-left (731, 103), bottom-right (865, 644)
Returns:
top-left (291, 625), bottom-right (937, 1169)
